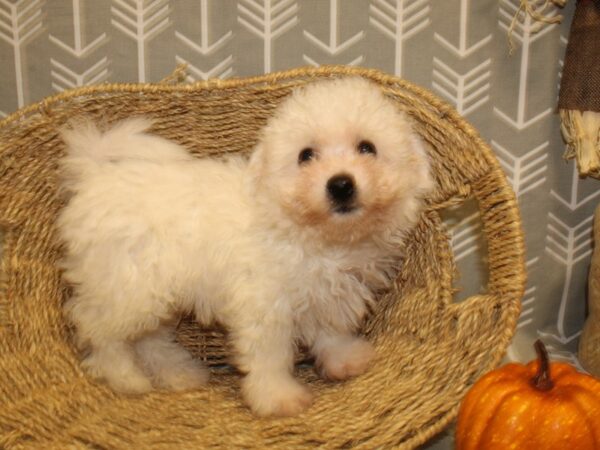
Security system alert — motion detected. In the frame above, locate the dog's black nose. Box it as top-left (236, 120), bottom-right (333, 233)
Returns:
top-left (327, 174), bottom-right (355, 206)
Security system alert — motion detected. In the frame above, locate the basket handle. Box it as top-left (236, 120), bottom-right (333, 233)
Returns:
top-left (469, 165), bottom-right (526, 306)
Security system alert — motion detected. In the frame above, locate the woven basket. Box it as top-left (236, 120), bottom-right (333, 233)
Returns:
top-left (0, 66), bottom-right (525, 449)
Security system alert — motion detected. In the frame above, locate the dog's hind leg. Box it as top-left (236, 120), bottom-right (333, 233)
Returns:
top-left (82, 339), bottom-right (154, 394)
top-left (135, 326), bottom-right (209, 391)
top-left (65, 287), bottom-right (173, 394)
top-left (311, 332), bottom-right (375, 381)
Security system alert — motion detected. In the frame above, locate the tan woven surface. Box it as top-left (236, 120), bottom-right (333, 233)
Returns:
top-left (0, 65), bottom-right (525, 449)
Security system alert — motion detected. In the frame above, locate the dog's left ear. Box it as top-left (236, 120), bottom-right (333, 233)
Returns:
top-left (409, 133), bottom-right (436, 197)
top-left (247, 142), bottom-right (267, 186)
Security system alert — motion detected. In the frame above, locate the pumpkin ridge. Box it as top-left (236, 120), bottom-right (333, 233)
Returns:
top-left (506, 393), bottom-right (539, 447)
top-left (537, 394), bottom-right (599, 449)
top-left (567, 393), bottom-right (599, 448)
top-left (478, 388), bottom-right (541, 449)
top-left (558, 383), bottom-right (600, 445)
top-left (460, 384), bottom-right (525, 449)
top-left (456, 368), bottom-right (522, 431)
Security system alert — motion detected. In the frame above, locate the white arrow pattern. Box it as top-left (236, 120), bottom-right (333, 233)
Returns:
top-left (434, 0), bottom-right (491, 58)
top-left (111, 0), bottom-right (171, 82)
top-left (303, 0), bottom-right (364, 66)
top-left (370, 0), bottom-right (430, 76)
top-left (175, 54), bottom-right (233, 81)
top-left (493, 140), bottom-right (548, 198)
top-left (237, 0), bottom-right (298, 73)
top-left (50, 57), bottom-right (109, 92)
top-left (551, 159), bottom-right (600, 211)
top-left (445, 211), bottom-right (482, 262)
top-left (516, 258), bottom-right (539, 331)
top-left (544, 344), bottom-right (586, 372)
top-left (48, 0), bottom-right (109, 92)
top-left (175, 0), bottom-right (232, 56)
top-left (175, 0), bottom-right (233, 81)
top-left (0, 0), bottom-right (44, 108)
top-left (49, 0), bottom-right (107, 58)
top-left (544, 213), bottom-right (593, 345)
top-left (432, 57), bottom-right (491, 116)
top-left (498, 0), bottom-right (559, 41)
top-left (494, 0), bottom-right (559, 130)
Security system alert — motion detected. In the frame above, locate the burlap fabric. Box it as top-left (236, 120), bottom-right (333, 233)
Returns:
top-left (0, 66), bottom-right (525, 449)
top-left (558, 0), bottom-right (600, 112)
top-left (558, 0), bottom-right (600, 177)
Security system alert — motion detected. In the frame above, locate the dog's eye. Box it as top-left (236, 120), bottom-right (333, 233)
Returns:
top-left (357, 140), bottom-right (377, 156)
top-left (298, 148), bottom-right (315, 164)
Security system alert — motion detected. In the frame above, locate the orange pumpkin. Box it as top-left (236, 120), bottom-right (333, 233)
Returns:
top-left (455, 340), bottom-right (600, 449)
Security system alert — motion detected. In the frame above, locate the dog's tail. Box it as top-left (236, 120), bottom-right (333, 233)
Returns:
top-left (60, 116), bottom-right (155, 163)
top-left (59, 117), bottom-right (191, 190)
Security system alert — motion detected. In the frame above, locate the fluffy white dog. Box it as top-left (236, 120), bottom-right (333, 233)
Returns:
top-left (57, 77), bottom-right (433, 417)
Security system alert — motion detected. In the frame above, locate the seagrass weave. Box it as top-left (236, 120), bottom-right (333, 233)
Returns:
top-left (0, 66), bottom-right (525, 449)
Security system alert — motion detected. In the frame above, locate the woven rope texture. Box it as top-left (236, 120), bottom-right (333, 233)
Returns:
top-left (0, 65), bottom-right (525, 449)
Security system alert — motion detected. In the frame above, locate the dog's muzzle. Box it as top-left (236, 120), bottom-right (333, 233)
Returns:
top-left (327, 173), bottom-right (356, 213)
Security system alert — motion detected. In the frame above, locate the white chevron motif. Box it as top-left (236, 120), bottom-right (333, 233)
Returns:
top-left (551, 162), bottom-right (600, 211)
top-left (517, 258), bottom-right (539, 330)
top-left (175, 0), bottom-right (232, 56)
top-left (493, 141), bottom-right (548, 198)
top-left (543, 213), bottom-right (593, 344)
top-left (544, 344), bottom-right (584, 372)
top-left (432, 57), bottom-right (491, 116)
top-left (499, 0), bottom-right (559, 43)
top-left (111, 0), bottom-right (171, 82)
top-left (237, 0), bottom-right (298, 73)
top-left (434, 0), bottom-right (491, 58)
top-left (446, 211), bottom-right (482, 262)
top-left (0, 0), bottom-right (45, 108)
top-left (50, 57), bottom-right (109, 92)
top-left (494, 0), bottom-right (559, 129)
top-left (303, 0), bottom-right (364, 66)
top-left (175, 55), bottom-right (233, 81)
top-left (175, 0), bottom-right (233, 81)
top-left (370, 0), bottom-right (430, 76)
top-left (49, 0), bottom-right (107, 58)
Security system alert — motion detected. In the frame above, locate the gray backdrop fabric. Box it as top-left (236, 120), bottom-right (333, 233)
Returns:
top-left (0, 0), bottom-right (593, 448)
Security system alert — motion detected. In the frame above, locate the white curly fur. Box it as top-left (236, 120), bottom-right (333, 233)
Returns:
top-left (57, 77), bottom-right (433, 417)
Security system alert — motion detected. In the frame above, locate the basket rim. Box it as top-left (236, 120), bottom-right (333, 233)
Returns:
top-left (0, 65), bottom-right (490, 150)
top-left (0, 65), bottom-right (526, 449)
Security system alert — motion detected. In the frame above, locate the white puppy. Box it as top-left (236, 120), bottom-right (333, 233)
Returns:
top-left (58, 77), bottom-right (433, 417)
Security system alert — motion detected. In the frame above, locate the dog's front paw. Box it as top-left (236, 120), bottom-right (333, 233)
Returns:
top-left (242, 373), bottom-right (313, 417)
top-left (317, 337), bottom-right (375, 381)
